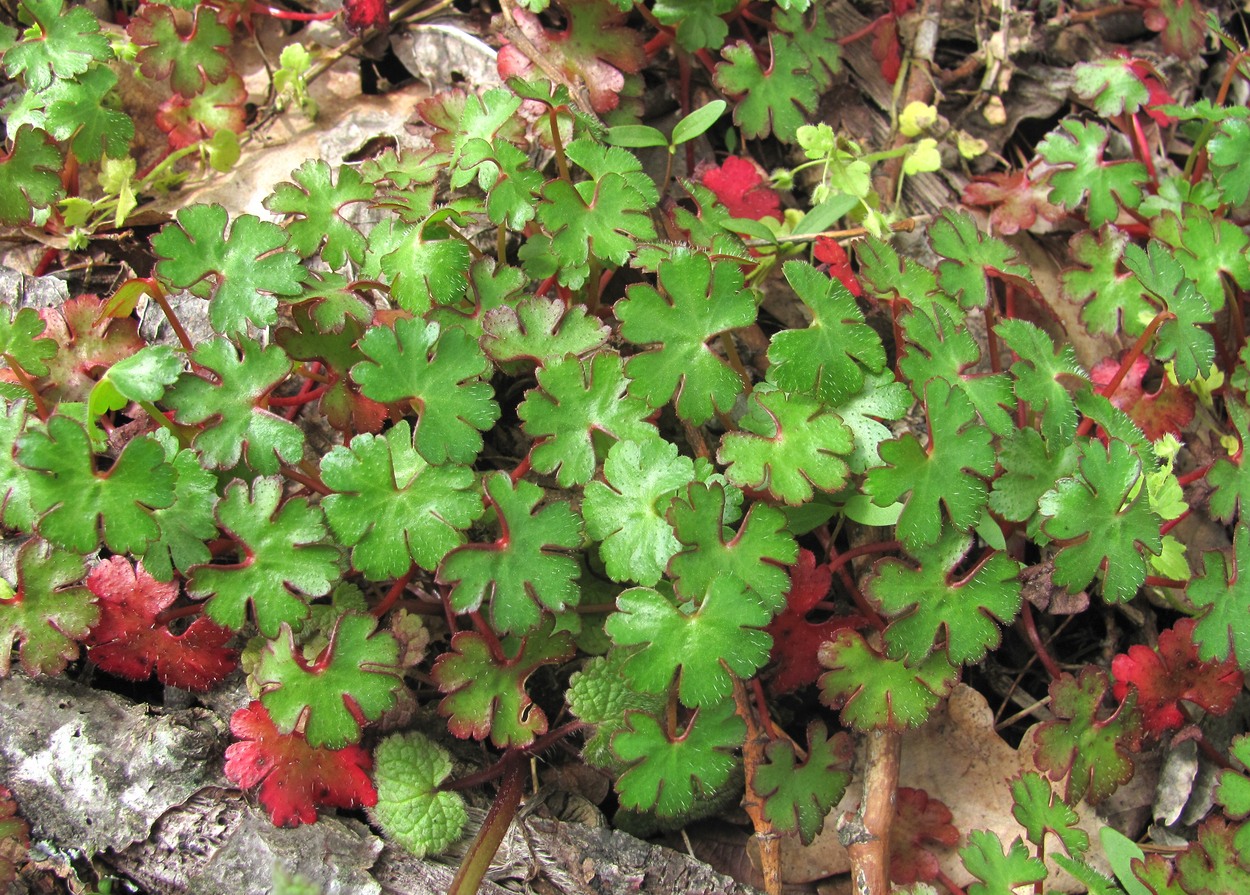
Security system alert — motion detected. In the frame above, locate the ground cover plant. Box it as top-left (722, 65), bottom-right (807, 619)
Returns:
top-left (0, 0), bottom-right (1249, 893)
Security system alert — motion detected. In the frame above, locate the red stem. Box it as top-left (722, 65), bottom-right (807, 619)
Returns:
top-left (373, 566), bottom-right (416, 618)
top-left (1177, 463), bottom-right (1213, 487)
top-left (1019, 601), bottom-right (1063, 681)
top-left (1143, 575), bottom-right (1188, 588)
top-left (1074, 309), bottom-right (1174, 439)
top-left (3, 356), bottom-right (49, 420)
top-left (826, 540), bottom-right (902, 577)
top-left (1159, 509), bottom-right (1191, 536)
top-left (447, 752), bottom-right (527, 895)
top-left (155, 603), bottom-right (205, 625)
top-left (254, 3), bottom-right (339, 20)
top-left (281, 464), bottom-right (331, 496)
top-left (269, 381), bottom-right (334, 407)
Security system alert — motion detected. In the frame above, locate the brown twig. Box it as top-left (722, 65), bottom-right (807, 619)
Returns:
top-left (840, 729), bottom-right (901, 895)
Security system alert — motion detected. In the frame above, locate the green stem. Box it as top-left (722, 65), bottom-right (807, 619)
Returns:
top-left (447, 751), bottom-right (527, 895)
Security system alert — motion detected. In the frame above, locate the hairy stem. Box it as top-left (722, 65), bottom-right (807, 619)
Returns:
top-left (447, 751), bottom-right (527, 895)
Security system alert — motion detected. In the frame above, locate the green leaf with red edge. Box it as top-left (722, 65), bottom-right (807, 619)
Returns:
top-left (152, 204), bottom-right (306, 336)
top-left (1209, 116), bottom-right (1250, 206)
top-left (1131, 853), bottom-right (1187, 895)
top-left (84, 556), bottom-right (237, 691)
top-left (832, 369), bottom-right (913, 475)
top-left (481, 296), bottom-right (609, 368)
top-left (817, 629), bottom-right (957, 732)
top-left (1061, 226), bottom-right (1156, 337)
top-left (320, 420), bottom-right (482, 582)
top-left (414, 87), bottom-right (526, 158)
top-left (1188, 522), bottom-right (1250, 670)
top-left (899, 305), bottom-right (1016, 435)
top-left (1209, 401), bottom-right (1250, 522)
top-left (1074, 58), bottom-right (1151, 118)
top-left (615, 250), bottom-right (756, 425)
top-left (352, 317), bottom-right (499, 466)
top-left (459, 137), bottom-right (544, 229)
top-left (426, 257), bottom-right (527, 344)
top-left (996, 318), bottom-right (1089, 443)
top-left (1090, 354), bottom-right (1194, 442)
top-left (274, 305), bottom-right (386, 434)
top-left (928, 209), bottom-right (1031, 310)
top-left (582, 438), bottom-right (695, 585)
top-left (166, 336), bottom-right (305, 474)
top-left (0, 785), bottom-right (30, 889)
top-left (865, 378), bottom-right (995, 551)
top-left (3, 0), bottom-right (112, 91)
top-left (767, 549), bottom-right (865, 693)
top-left (652, 0), bottom-right (734, 52)
top-left (605, 576), bottom-right (774, 708)
top-left (19, 417), bottom-right (175, 555)
top-left (374, 221), bottom-right (472, 315)
top-left (432, 620), bottom-right (575, 748)
top-left (256, 611), bottom-right (401, 749)
top-left (1218, 735), bottom-right (1250, 819)
top-left (139, 429), bottom-right (219, 582)
top-left (774, 4), bottom-right (840, 89)
top-left (719, 387), bottom-right (854, 506)
top-left (961, 166), bottom-right (1066, 236)
top-left (767, 260), bottom-right (886, 405)
top-left (668, 482), bottom-right (797, 610)
top-left (1176, 818), bottom-right (1250, 895)
top-left (1037, 120), bottom-right (1148, 228)
top-left (371, 731), bottom-right (468, 858)
top-left (155, 73), bottom-right (246, 150)
top-left (0, 305), bottom-right (56, 378)
top-left (1155, 206), bottom-right (1250, 314)
top-left (1032, 667), bottom-right (1141, 804)
top-left (518, 351), bottom-right (659, 487)
top-left (129, 4), bottom-right (232, 97)
top-left (188, 476), bottom-right (341, 637)
top-left (855, 235), bottom-right (949, 312)
top-left (494, 1), bottom-right (645, 115)
top-left (0, 124), bottom-right (61, 224)
top-left (33, 294), bottom-right (143, 404)
top-left (224, 700), bottom-right (376, 827)
top-left (714, 36), bottom-right (821, 142)
top-left (1039, 438), bottom-right (1163, 603)
top-left (961, 831), bottom-right (1047, 895)
top-left (0, 399), bottom-right (34, 531)
top-left (1121, 239), bottom-right (1214, 383)
top-left (567, 648), bottom-right (668, 770)
top-left (1141, 0), bottom-right (1205, 58)
top-left (264, 160), bottom-right (374, 269)
top-left (438, 472), bottom-right (582, 635)
top-left (889, 787), bottom-right (960, 886)
top-left (428, 87), bottom-right (523, 190)
top-left (1010, 771), bottom-right (1090, 857)
top-left (756, 720), bottom-right (852, 845)
top-left (988, 427), bottom-right (1079, 524)
top-left (868, 528), bottom-right (1022, 666)
top-left (0, 538), bottom-right (94, 677)
top-left (39, 64), bottom-right (133, 163)
top-left (611, 697), bottom-right (745, 816)
top-left (1111, 617), bottom-right (1242, 737)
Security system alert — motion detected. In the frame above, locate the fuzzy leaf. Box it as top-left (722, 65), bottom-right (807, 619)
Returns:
top-left (567, 649), bottom-right (668, 769)
top-left (606, 576), bottom-right (774, 708)
top-left (1208, 402), bottom-right (1250, 522)
top-left (817, 629), bottom-right (956, 731)
top-left (1090, 354), bottom-right (1194, 442)
top-left (188, 477), bottom-right (341, 637)
top-left (264, 160), bottom-right (374, 269)
top-left (4, 0), bottom-right (112, 91)
top-left (755, 721), bottom-right (852, 845)
top-left (438, 472), bottom-right (582, 635)
top-left (1188, 522), bottom-right (1250, 670)
top-left (257, 611), bottom-right (402, 749)
top-left (1176, 818), bottom-right (1250, 895)
top-left (988, 427), bottom-right (1079, 524)
top-left (1209, 116), bottom-right (1250, 206)
top-left (0, 539), bottom-right (93, 677)
top-left (481, 296), bottom-right (609, 367)
top-left (371, 731), bottom-right (467, 858)
top-left (27, 294), bottom-right (143, 404)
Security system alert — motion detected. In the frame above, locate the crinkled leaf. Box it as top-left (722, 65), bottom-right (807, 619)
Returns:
top-left (481, 296), bottom-right (609, 367)
top-left (1176, 818), bottom-right (1250, 895)
top-left (140, 430), bottom-right (219, 582)
top-left (1161, 206), bottom-right (1250, 314)
top-left (0, 539), bottom-right (94, 677)
top-left (371, 731), bottom-right (467, 858)
top-left (988, 427), bottom-right (1079, 524)
top-left (567, 649), bottom-right (668, 769)
top-left (698, 156), bottom-right (782, 221)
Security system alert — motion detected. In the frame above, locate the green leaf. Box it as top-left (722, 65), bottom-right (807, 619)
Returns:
top-left (583, 438), bottom-right (695, 585)
top-left (481, 296), bottom-right (609, 367)
top-left (1120, 240), bottom-right (1214, 383)
top-left (0, 305), bottom-right (56, 378)
top-left (960, 831), bottom-right (1047, 895)
top-left (606, 576), bottom-right (774, 708)
top-left (1037, 120), bottom-right (1148, 228)
top-left (1073, 58), bottom-right (1151, 117)
top-left (818, 629), bottom-right (957, 731)
top-left (668, 482), bottom-right (796, 610)
top-left (138, 429), bottom-right (219, 582)
top-left (518, 351), bottom-right (659, 487)
top-left (264, 160), bottom-right (374, 269)
top-left (372, 732), bottom-right (467, 859)
top-left (616, 250), bottom-right (756, 425)
top-left (4, 0), bottom-right (112, 91)
top-left (129, 4), bottom-right (233, 96)
top-left (605, 124), bottom-right (668, 148)
top-left (767, 260), bottom-right (886, 405)
top-left (1033, 668), bottom-right (1140, 804)
top-left (352, 318), bottom-right (499, 465)
top-left (0, 125), bottom-right (62, 224)
top-left (830, 369), bottom-right (914, 474)
top-left (152, 204), bottom-right (306, 336)
top-left (755, 721), bottom-right (852, 845)
top-left (996, 318), bottom-right (1089, 442)
top-left (1217, 735), bottom-right (1250, 818)
top-left (856, 235), bottom-right (947, 312)
top-left (567, 649), bottom-right (667, 770)
top-left (432, 621), bottom-right (575, 748)
top-left (257, 611), bottom-right (402, 748)
top-left (1010, 771), bottom-right (1090, 857)
top-left (188, 477), bottom-right (341, 637)
top-left (0, 539), bottom-right (94, 677)
top-left (928, 210), bottom-right (1030, 310)
top-left (19, 416), bottom-right (174, 554)
top-left (438, 472), bottom-right (582, 635)
top-left (0, 399), bottom-right (34, 531)
top-left (865, 378), bottom-right (995, 551)
top-left (1176, 819), bottom-right (1250, 895)
top-left (38, 64), bottom-right (133, 163)
top-left (718, 387), bottom-right (853, 506)
top-left (166, 336), bottom-right (305, 474)
top-left (320, 421), bottom-right (482, 581)
top-left (988, 427), bottom-right (1079, 524)
top-left (1209, 116), bottom-right (1250, 205)
top-left (714, 36), bottom-right (820, 141)
top-left (88, 344), bottom-right (182, 418)
top-left (899, 305), bottom-right (1016, 435)
top-left (869, 528), bottom-right (1022, 666)
top-left (375, 222), bottom-right (472, 315)
top-left (1188, 522), bottom-right (1250, 670)
top-left (1207, 400), bottom-right (1250, 522)
top-left (652, 0), bottom-right (734, 51)
top-left (1159, 206), bottom-right (1250, 314)
top-left (459, 138), bottom-right (545, 230)
top-left (1039, 438), bottom-right (1163, 603)
top-left (773, 4), bottom-right (840, 89)
top-left (611, 697), bottom-right (745, 816)
top-left (672, 99), bottom-right (727, 144)
top-left (1060, 227), bottom-right (1155, 336)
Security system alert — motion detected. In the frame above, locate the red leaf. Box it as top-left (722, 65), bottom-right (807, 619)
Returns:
top-left (697, 156), bottom-right (782, 222)
top-left (343, 0), bottom-right (387, 33)
top-left (1111, 617), bottom-right (1243, 737)
top-left (85, 556), bottom-right (238, 692)
top-left (814, 237), bottom-right (864, 297)
top-left (871, 17), bottom-right (902, 85)
top-left (889, 787), bottom-right (960, 885)
top-left (1090, 353), bottom-right (1195, 441)
top-left (962, 167), bottom-right (1066, 236)
top-left (224, 701), bottom-right (377, 827)
top-left (767, 550), bottom-right (865, 693)
top-left (1121, 55), bottom-right (1177, 126)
